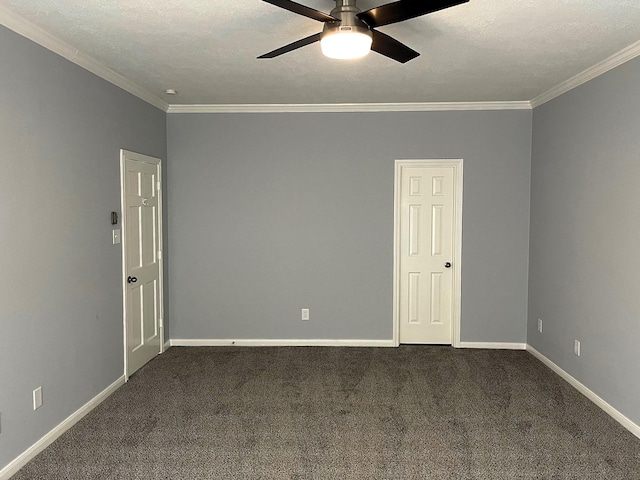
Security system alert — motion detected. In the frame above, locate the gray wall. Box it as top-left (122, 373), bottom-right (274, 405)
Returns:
top-left (167, 110), bottom-right (532, 342)
top-left (528, 57), bottom-right (640, 426)
top-left (0, 25), bottom-right (167, 470)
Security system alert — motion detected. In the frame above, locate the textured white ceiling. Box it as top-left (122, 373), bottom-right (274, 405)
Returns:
top-left (1, 0), bottom-right (640, 105)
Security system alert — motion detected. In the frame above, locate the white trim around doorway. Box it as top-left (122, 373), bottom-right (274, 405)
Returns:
top-left (119, 149), bottom-right (165, 380)
top-left (393, 159), bottom-right (464, 348)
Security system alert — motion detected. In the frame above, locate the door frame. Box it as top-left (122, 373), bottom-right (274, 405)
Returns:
top-left (120, 149), bottom-right (165, 380)
top-left (393, 159), bottom-right (463, 347)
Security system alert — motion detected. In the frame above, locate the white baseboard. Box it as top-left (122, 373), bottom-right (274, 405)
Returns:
top-left (458, 342), bottom-right (527, 350)
top-left (0, 375), bottom-right (125, 480)
top-left (526, 345), bottom-right (640, 440)
top-left (163, 339), bottom-right (171, 351)
top-left (170, 339), bottom-right (527, 349)
top-left (170, 338), bottom-right (396, 347)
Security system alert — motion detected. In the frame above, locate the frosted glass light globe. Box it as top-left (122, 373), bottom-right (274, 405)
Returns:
top-left (321, 29), bottom-right (372, 60)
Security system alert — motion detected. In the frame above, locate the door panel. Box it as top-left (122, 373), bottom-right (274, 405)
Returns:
top-left (122, 151), bottom-right (162, 377)
top-left (399, 165), bottom-right (456, 344)
top-left (128, 284), bottom-right (143, 350)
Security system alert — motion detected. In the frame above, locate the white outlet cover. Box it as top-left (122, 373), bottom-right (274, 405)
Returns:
top-left (33, 386), bottom-right (43, 410)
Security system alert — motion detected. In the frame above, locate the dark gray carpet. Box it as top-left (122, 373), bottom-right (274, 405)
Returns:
top-left (12, 346), bottom-right (640, 479)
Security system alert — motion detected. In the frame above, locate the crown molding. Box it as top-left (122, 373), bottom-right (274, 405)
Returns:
top-left (0, 4), bottom-right (168, 112)
top-left (167, 101), bottom-right (532, 114)
top-left (4, 0), bottom-right (639, 115)
top-left (531, 39), bottom-right (640, 108)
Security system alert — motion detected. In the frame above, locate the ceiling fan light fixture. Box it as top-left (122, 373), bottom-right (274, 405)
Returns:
top-left (320, 26), bottom-right (372, 60)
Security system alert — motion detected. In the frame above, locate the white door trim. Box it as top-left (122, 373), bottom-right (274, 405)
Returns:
top-left (393, 159), bottom-right (463, 347)
top-left (120, 149), bottom-right (165, 380)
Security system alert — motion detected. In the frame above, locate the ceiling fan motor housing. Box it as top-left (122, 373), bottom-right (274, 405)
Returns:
top-left (323, 0), bottom-right (372, 40)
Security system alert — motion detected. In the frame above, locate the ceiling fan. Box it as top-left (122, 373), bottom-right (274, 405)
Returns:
top-left (258, 0), bottom-right (469, 63)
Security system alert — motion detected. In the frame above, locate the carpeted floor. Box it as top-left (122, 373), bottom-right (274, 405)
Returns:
top-left (11, 346), bottom-right (640, 479)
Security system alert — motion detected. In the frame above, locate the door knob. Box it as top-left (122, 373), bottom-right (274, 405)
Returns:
top-left (444, 262), bottom-right (452, 268)
top-left (127, 276), bottom-right (138, 284)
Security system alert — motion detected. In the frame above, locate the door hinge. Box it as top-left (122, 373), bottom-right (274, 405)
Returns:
top-left (156, 181), bottom-right (161, 191)
top-left (158, 250), bottom-right (162, 260)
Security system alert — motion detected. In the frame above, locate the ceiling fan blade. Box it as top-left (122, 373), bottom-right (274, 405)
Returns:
top-left (371, 30), bottom-right (419, 63)
top-left (258, 32), bottom-right (322, 59)
top-left (262, 0), bottom-right (338, 22)
top-left (358, 0), bottom-right (469, 28)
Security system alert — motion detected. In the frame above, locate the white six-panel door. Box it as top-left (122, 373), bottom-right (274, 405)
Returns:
top-left (394, 160), bottom-right (462, 346)
top-left (121, 150), bottom-right (163, 378)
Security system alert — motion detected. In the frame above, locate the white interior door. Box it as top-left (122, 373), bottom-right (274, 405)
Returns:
top-left (121, 150), bottom-right (163, 378)
top-left (395, 160), bottom-right (462, 345)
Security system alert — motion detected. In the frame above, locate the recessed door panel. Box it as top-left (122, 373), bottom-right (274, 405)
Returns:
top-left (127, 171), bottom-right (140, 196)
top-left (141, 205), bottom-right (156, 266)
top-left (128, 206), bottom-right (142, 269)
top-left (410, 177), bottom-right (422, 196)
top-left (143, 279), bottom-right (158, 341)
top-left (432, 176), bottom-right (444, 196)
top-left (141, 172), bottom-right (154, 199)
top-left (409, 205), bottom-right (421, 257)
top-left (408, 272), bottom-right (420, 324)
top-left (431, 205), bottom-right (443, 256)
top-left (128, 284), bottom-right (143, 351)
top-left (430, 273), bottom-right (443, 325)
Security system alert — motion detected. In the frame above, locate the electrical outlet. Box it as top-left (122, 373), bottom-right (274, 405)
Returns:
top-left (537, 318), bottom-right (543, 333)
top-left (301, 308), bottom-right (310, 321)
top-left (574, 340), bottom-right (581, 357)
top-left (33, 386), bottom-right (43, 410)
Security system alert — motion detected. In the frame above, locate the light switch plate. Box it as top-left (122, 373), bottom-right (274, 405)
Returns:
top-left (112, 229), bottom-right (121, 245)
